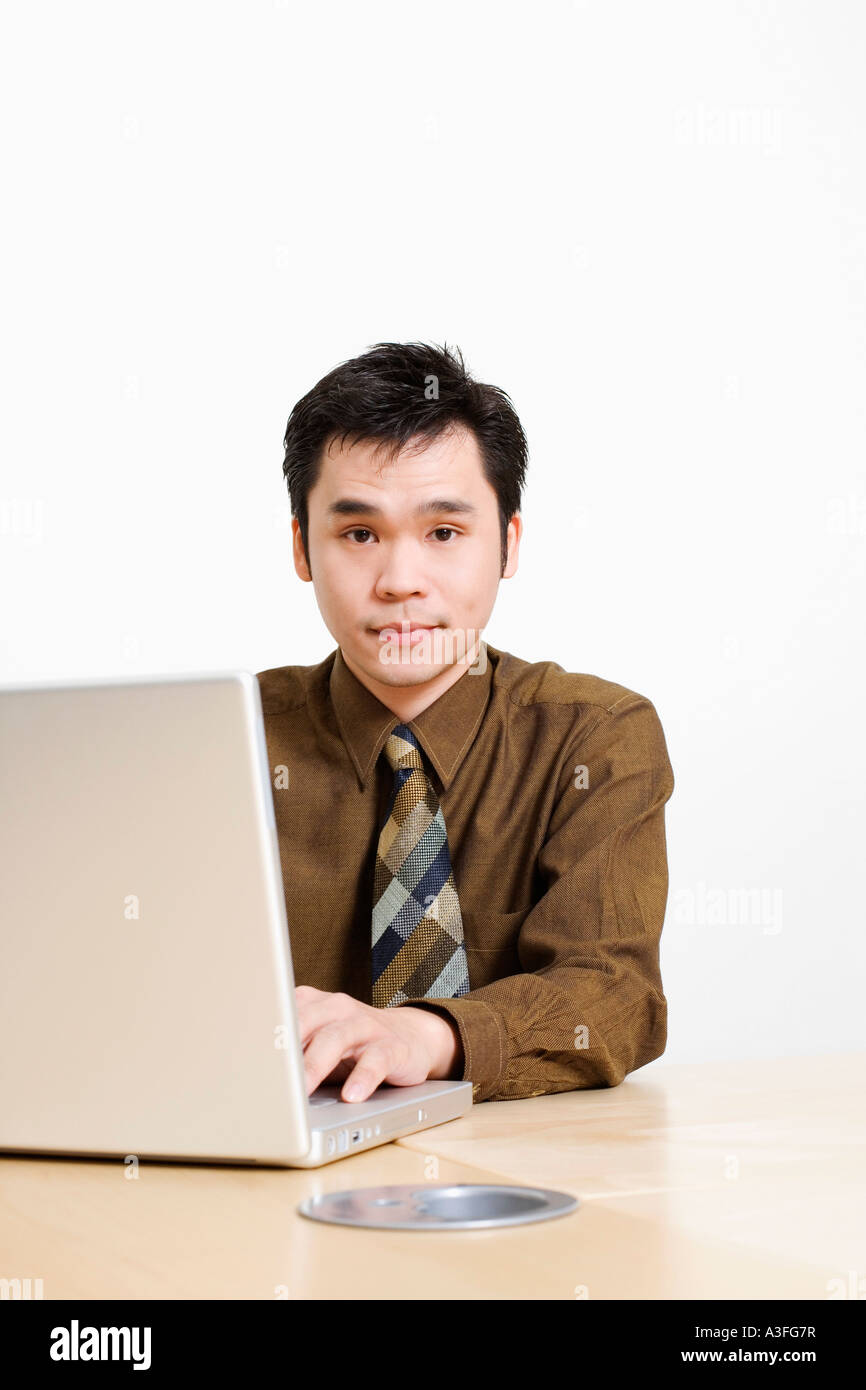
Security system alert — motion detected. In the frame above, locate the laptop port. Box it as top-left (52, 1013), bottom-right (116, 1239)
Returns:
top-left (351, 1128), bottom-right (363, 1144)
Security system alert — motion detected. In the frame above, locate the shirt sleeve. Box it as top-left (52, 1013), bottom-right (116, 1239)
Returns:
top-left (396, 694), bottom-right (675, 1102)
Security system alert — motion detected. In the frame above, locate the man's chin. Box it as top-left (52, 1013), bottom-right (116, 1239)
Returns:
top-left (344, 626), bottom-right (482, 686)
top-left (366, 653), bottom-right (454, 687)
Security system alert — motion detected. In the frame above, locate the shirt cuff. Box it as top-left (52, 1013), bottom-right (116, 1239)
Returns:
top-left (396, 997), bottom-right (507, 1102)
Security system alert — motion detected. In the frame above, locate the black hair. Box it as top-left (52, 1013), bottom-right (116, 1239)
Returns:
top-left (282, 341), bottom-right (527, 576)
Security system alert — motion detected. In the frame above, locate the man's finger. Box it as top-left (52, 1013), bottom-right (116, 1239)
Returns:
top-left (302, 1019), bottom-right (369, 1095)
top-left (295, 990), bottom-right (358, 1048)
top-left (339, 1041), bottom-right (397, 1103)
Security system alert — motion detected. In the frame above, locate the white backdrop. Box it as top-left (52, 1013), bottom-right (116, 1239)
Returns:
top-left (1, 1), bottom-right (863, 1065)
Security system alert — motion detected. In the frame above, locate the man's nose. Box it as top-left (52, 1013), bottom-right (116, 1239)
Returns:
top-left (374, 539), bottom-right (430, 596)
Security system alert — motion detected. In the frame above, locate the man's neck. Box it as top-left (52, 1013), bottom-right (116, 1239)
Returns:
top-left (340, 639), bottom-right (481, 723)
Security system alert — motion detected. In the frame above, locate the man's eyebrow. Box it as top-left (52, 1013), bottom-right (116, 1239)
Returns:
top-left (326, 498), bottom-right (479, 519)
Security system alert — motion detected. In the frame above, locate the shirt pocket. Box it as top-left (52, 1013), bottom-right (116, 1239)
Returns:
top-left (459, 907), bottom-right (528, 989)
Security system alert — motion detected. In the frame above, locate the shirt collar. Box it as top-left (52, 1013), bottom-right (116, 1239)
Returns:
top-left (329, 640), bottom-right (494, 792)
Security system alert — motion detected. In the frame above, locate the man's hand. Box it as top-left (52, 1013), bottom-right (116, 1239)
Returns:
top-left (295, 986), bottom-right (464, 1102)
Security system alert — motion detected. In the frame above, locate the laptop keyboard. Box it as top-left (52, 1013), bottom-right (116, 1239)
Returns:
top-left (308, 1089), bottom-right (340, 1108)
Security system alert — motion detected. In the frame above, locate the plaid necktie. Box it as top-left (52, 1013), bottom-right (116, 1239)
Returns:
top-left (371, 723), bottom-right (471, 1008)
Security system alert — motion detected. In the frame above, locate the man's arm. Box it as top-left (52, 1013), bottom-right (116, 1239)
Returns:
top-left (395, 695), bottom-right (674, 1102)
top-left (402, 1006), bottom-right (464, 1079)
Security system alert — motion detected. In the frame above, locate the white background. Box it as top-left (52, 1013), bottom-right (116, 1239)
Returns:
top-left (1, 1), bottom-right (863, 1065)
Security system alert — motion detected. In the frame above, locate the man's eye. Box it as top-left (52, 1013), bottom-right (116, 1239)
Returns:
top-left (343, 527), bottom-right (459, 543)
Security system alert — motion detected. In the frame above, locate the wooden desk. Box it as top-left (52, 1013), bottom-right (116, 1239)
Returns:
top-left (1, 1055), bottom-right (862, 1299)
top-left (400, 1051), bottom-right (866, 1298)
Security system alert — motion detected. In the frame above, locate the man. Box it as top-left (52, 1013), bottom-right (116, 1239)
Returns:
top-left (257, 340), bottom-right (674, 1106)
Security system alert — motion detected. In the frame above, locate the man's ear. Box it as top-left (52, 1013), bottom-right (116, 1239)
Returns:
top-left (291, 518), bottom-right (313, 582)
top-left (502, 513), bottom-right (522, 579)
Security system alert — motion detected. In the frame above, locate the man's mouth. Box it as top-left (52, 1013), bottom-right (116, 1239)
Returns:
top-left (371, 623), bottom-right (440, 641)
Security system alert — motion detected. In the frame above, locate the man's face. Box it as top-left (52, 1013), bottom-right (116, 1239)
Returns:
top-left (292, 425), bottom-right (520, 694)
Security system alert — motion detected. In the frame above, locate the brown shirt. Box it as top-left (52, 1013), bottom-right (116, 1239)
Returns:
top-left (256, 641), bottom-right (674, 1104)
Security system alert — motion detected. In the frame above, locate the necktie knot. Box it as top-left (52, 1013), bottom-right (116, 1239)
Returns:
top-left (382, 723), bottom-right (425, 774)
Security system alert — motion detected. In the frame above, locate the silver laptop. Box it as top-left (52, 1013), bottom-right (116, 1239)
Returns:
top-left (0, 670), bottom-right (472, 1167)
